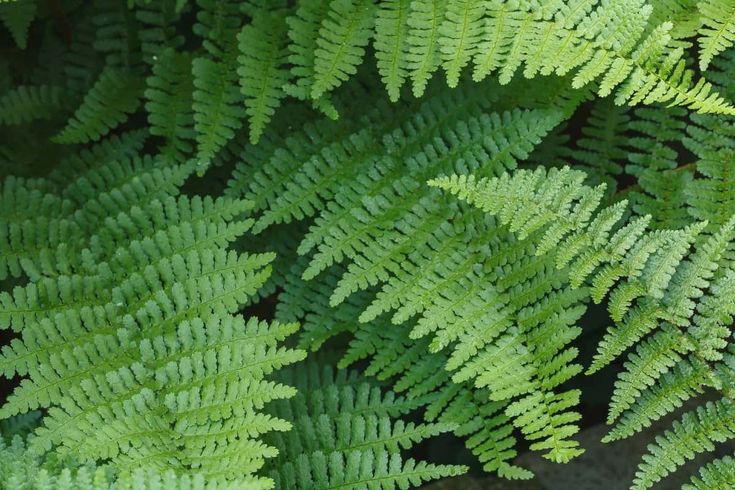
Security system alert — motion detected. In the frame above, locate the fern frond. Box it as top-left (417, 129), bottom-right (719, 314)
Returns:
top-left (632, 399), bottom-right (735, 490)
top-left (0, 177), bottom-right (77, 281)
top-left (432, 162), bottom-right (735, 487)
top-left (0, 432), bottom-right (267, 489)
top-left (438, 0), bottom-right (486, 87)
top-left (283, 0), bottom-right (339, 118)
top-left (684, 113), bottom-right (735, 228)
top-left (192, 56), bottom-right (245, 170)
top-left (54, 67), bottom-right (144, 144)
top-left (0, 154), bottom-right (303, 484)
top-left (604, 358), bottom-right (711, 442)
top-left (375, 0), bottom-right (411, 101)
top-left (144, 49), bottom-right (195, 160)
top-left (192, 0), bottom-right (241, 60)
top-left (237, 11), bottom-right (290, 144)
top-left (46, 130), bottom-right (149, 190)
top-left (0, 85), bottom-right (65, 125)
top-left (405, 0), bottom-right (446, 97)
top-left (135, 0), bottom-right (186, 65)
top-left (311, 0), bottom-right (376, 100)
top-left (0, 0), bottom-right (36, 49)
top-left (698, 0), bottom-right (735, 70)
top-left (233, 79), bottom-right (590, 471)
top-left (684, 454), bottom-right (735, 490)
top-left (266, 360), bottom-right (466, 489)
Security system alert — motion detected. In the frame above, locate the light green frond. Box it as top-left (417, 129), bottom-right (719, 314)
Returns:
top-left (698, 0), bottom-right (735, 70)
top-left (192, 56), bottom-right (245, 170)
top-left (405, 0), bottom-right (446, 97)
top-left (438, 0), bottom-right (486, 87)
top-left (632, 399), bottom-right (735, 490)
top-left (375, 0), bottom-right (411, 101)
top-left (684, 454), bottom-right (735, 490)
top-left (311, 0), bottom-right (376, 100)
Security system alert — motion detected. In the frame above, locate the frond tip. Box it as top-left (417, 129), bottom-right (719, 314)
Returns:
top-left (54, 68), bottom-right (144, 144)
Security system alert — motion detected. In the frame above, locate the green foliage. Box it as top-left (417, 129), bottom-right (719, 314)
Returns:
top-left (54, 67), bottom-right (145, 144)
top-left (3, 1), bottom-right (735, 489)
top-left (266, 360), bottom-right (465, 488)
top-left (230, 77), bottom-right (590, 476)
top-left (434, 164), bottom-right (735, 488)
top-left (0, 432), bottom-right (260, 489)
top-left (698, 0), bottom-right (735, 70)
top-left (0, 0), bottom-right (36, 49)
top-left (0, 152), bottom-right (305, 484)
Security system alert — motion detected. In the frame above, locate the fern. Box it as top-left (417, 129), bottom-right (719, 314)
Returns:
top-left (311, 0), bottom-right (376, 100)
top-left (5, 2), bottom-right (735, 489)
top-left (698, 0), bottom-right (735, 70)
top-left (237, 9), bottom-right (290, 144)
top-left (144, 49), bottom-right (195, 159)
top-left (0, 0), bottom-right (36, 49)
top-left (374, 0), bottom-right (411, 101)
top-left (0, 154), bottom-right (305, 484)
top-left (228, 76), bottom-right (593, 473)
top-left (0, 428), bottom-right (268, 489)
top-left (405, 0), bottom-right (447, 97)
top-left (192, 56), bottom-right (245, 169)
top-left (54, 67), bottom-right (144, 144)
top-left (265, 360), bottom-right (465, 488)
top-left (0, 85), bottom-right (66, 125)
top-left (434, 164), bottom-right (735, 488)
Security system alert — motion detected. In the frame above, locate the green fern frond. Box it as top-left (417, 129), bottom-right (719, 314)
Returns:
top-left (0, 0), bottom-right (36, 49)
top-left (604, 358), bottom-right (711, 442)
top-left (311, 0), bottom-right (376, 100)
top-left (684, 114), bottom-right (735, 228)
top-left (0, 432), bottom-right (267, 490)
top-left (144, 49), bottom-right (195, 159)
top-left (46, 130), bottom-right (149, 190)
top-left (192, 0), bottom-right (241, 60)
top-left (375, 0), bottom-right (411, 101)
top-left (54, 67), bottom-right (144, 144)
top-left (283, 0), bottom-right (339, 118)
top-left (237, 10), bottom-right (290, 144)
top-left (0, 154), bottom-right (304, 485)
top-left (684, 454), bottom-right (735, 490)
top-left (192, 56), bottom-right (245, 170)
top-left (233, 78), bottom-right (591, 471)
top-left (405, 0), bottom-right (446, 97)
top-left (632, 399), bottom-right (735, 490)
top-left (0, 85), bottom-right (65, 125)
top-left (438, 0), bottom-right (486, 87)
top-left (92, 0), bottom-right (143, 69)
top-left (135, 0), bottom-right (186, 65)
top-left (266, 360), bottom-right (466, 489)
top-left (4, 2), bottom-right (735, 488)
top-left (698, 0), bottom-right (735, 70)
top-left (432, 162), bottom-right (735, 487)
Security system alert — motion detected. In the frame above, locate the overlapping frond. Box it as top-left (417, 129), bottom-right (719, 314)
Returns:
top-left (0, 153), bottom-right (304, 485)
top-left (437, 164), bottom-right (735, 489)
top-left (698, 0), bottom-right (735, 70)
top-left (0, 429), bottom-right (267, 490)
top-left (227, 76), bottom-right (595, 474)
top-left (266, 360), bottom-right (465, 489)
